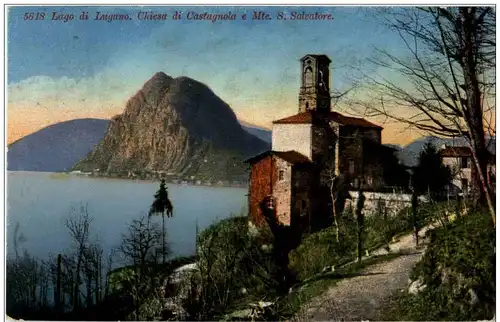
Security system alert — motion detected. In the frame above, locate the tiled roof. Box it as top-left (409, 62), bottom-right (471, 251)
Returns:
top-left (244, 150), bottom-right (311, 165)
top-left (273, 151), bottom-right (311, 164)
top-left (272, 111), bottom-right (382, 129)
top-left (440, 146), bottom-right (472, 157)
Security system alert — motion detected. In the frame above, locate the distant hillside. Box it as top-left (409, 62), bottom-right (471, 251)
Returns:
top-left (7, 119), bottom-right (108, 172)
top-left (239, 121), bottom-right (272, 143)
top-left (73, 72), bottom-right (270, 181)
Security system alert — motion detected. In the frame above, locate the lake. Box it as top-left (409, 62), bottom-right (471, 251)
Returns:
top-left (6, 171), bottom-right (248, 264)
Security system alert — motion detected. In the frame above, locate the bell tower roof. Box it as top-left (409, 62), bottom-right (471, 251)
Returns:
top-left (300, 54), bottom-right (331, 63)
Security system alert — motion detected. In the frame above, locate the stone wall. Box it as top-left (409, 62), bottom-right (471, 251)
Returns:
top-left (272, 123), bottom-right (312, 159)
top-left (248, 155), bottom-right (275, 227)
top-left (312, 123), bottom-right (335, 165)
top-left (346, 190), bottom-right (428, 217)
top-left (292, 167), bottom-right (313, 230)
top-left (273, 157), bottom-right (292, 225)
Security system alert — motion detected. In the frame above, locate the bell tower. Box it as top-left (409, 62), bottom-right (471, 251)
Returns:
top-left (298, 54), bottom-right (331, 113)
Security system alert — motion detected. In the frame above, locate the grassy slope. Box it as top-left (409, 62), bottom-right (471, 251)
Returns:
top-left (378, 207), bottom-right (495, 321)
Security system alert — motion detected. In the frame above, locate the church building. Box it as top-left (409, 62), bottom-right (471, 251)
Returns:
top-left (246, 54), bottom-right (401, 232)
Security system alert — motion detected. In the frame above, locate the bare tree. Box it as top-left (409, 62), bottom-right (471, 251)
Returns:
top-left (118, 215), bottom-right (165, 320)
top-left (81, 242), bottom-right (104, 307)
top-left (355, 184), bottom-right (366, 263)
top-left (104, 248), bottom-right (116, 299)
top-left (351, 7), bottom-right (495, 225)
top-left (322, 167), bottom-right (345, 243)
top-left (6, 251), bottom-right (51, 318)
top-left (65, 203), bottom-right (93, 310)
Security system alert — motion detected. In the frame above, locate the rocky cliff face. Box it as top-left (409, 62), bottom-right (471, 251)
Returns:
top-left (74, 72), bottom-right (269, 180)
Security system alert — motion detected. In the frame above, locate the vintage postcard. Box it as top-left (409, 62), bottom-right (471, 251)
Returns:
top-left (5, 4), bottom-right (496, 321)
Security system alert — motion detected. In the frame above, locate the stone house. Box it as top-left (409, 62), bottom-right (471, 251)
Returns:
top-left (440, 145), bottom-right (496, 195)
top-left (246, 54), bottom-right (403, 231)
top-left (246, 151), bottom-right (314, 231)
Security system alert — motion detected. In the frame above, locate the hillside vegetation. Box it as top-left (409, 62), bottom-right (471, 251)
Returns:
top-left (381, 207), bottom-right (495, 321)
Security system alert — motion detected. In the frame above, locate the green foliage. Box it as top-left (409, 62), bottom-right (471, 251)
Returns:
top-left (288, 224), bottom-right (355, 281)
top-left (186, 216), bottom-right (280, 320)
top-left (149, 179), bottom-right (173, 217)
top-left (149, 179), bottom-right (173, 264)
top-left (289, 207), bottom-right (413, 281)
top-left (413, 142), bottom-right (452, 198)
top-left (383, 208), bottom-right (495, 321)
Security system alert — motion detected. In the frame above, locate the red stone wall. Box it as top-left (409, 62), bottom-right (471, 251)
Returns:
top-left (248, 156), bottom-right (278, 227)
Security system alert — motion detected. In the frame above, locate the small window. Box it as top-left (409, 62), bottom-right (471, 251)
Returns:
top-left (278, 170), bottom-right (285, 181)
top-left (348, 160), bottom-right (355, 175)
top-left (266, 196), bottom-right (275, 209)
top-left (305, 102), bottom-right (310, 110)
top-left (461, 157), bottom-right (469, 169)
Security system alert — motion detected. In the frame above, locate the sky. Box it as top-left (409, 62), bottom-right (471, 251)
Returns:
top-left (7, 5), bottom-right (427, 145)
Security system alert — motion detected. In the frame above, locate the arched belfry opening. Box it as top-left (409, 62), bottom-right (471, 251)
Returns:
top-left (304, 66), bottom-right (313, 87)
top-left (298, 54), bottom-right (332, 113)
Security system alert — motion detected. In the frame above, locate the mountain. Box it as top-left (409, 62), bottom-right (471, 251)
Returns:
top-left (73, 72), bottom-right (270, 181)
top-left (7, 119), bottom-right (268, 173)
top-left (239, 121), bottom-right (272, 143)
top-left (398, 136), bottom-right (496, 167)
top-left (7, 119), bottom-right (109, 172)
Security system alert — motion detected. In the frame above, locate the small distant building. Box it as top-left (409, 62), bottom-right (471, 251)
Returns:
top-left (440, 145), bottom-right (496, 195)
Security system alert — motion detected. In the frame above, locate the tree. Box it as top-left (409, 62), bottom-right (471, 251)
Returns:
top-left (119, 215), bottom-right (165, 320)
top-left (65, 203), bottom-right (93, 310)
top-left (355, 185), bottom-right (366, 263)
top-left (352, 7), bottom-right (495, 225)
top-left (258, 197), bottom-right (300, 294)
top-left (149, 179), bottom-right (174, 264)
top-left (413, 142), bottom-right (452, 199)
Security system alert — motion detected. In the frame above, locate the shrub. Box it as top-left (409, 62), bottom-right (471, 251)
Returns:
top-left (186, 216), bottom-right (280, 320)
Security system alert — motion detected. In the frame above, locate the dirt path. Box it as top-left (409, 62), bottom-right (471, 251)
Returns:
top-left (299, 226), bottom-right (434, 321)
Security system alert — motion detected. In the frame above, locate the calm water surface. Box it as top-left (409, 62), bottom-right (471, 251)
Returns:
top-left (7, 171), bottom-right (247, 262)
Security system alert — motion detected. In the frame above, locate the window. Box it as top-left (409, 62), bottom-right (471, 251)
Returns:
top-left (266, 196), bottom-right (275, 209)
top-left (305, 102), bottom-right (310, 110)
top-left (348, 160), bottom-right (355, 175)
top-left (278, 170), bottom-right (285, 181)
top-left (301, 200), bottom-right (307, 210)
top-left (304, 67), bottom-right (313, 87)
top-left (461, 157), bottom-right (469, 169)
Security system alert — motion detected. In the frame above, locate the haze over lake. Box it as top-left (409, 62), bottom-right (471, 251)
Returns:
top-left (7, 172), bottom-right (248, 263)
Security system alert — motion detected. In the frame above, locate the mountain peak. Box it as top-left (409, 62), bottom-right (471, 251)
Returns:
top-left (74, 74), bottom-right (269, 180)
top-left (143, 71), bottom-right (173, 89)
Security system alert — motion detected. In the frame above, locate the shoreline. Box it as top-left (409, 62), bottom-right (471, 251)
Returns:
top-left (8, 170), bottom-right (249, 189)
